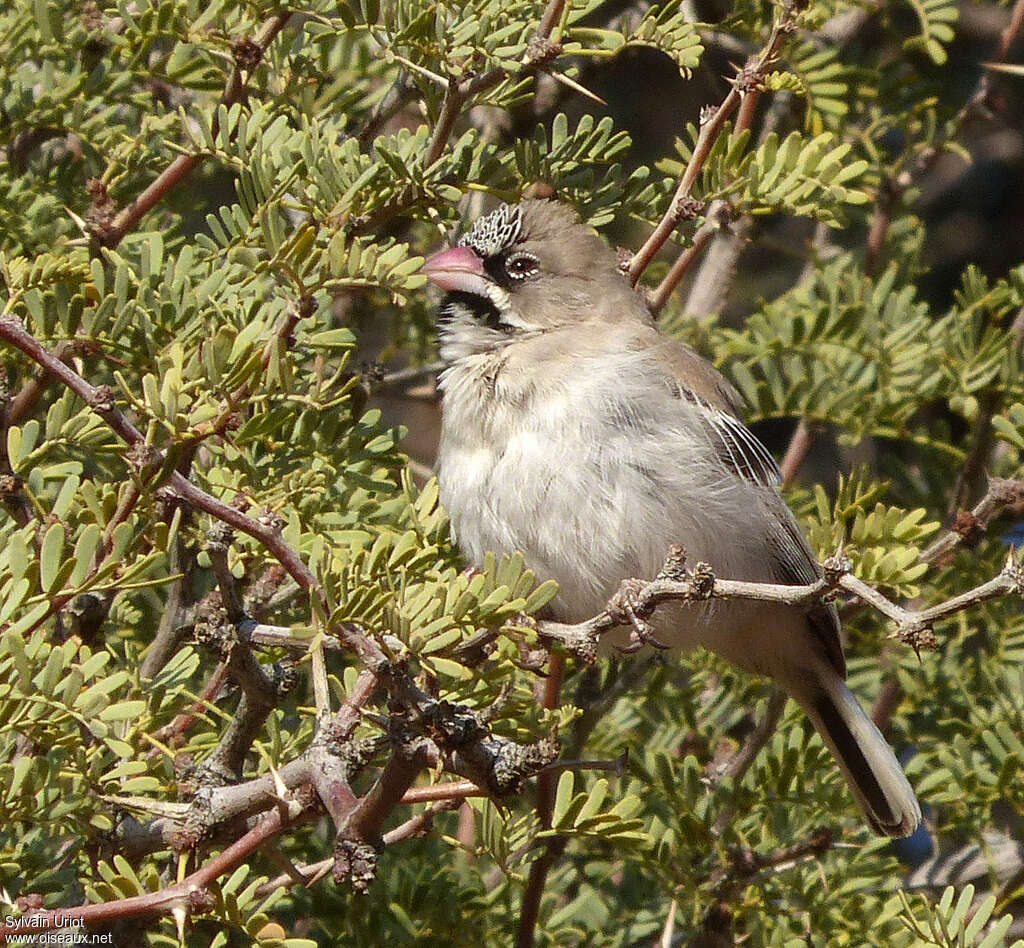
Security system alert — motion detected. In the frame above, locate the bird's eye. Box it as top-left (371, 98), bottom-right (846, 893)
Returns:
top-left (504, 252), bottom-right (539, 281)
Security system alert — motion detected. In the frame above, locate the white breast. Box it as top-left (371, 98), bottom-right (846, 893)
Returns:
top-left (436, 337), bottom-right (783, 648)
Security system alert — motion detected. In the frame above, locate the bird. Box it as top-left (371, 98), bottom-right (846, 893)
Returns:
top-left (421, 198), bottom-right (921, 837)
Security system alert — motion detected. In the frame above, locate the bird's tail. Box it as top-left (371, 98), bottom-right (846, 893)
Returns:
top-left (799, 672), bottom-right (921, 838)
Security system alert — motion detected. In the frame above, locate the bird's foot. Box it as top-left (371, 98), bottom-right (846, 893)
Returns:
top-left (608, 578), bottom-right (669, 653)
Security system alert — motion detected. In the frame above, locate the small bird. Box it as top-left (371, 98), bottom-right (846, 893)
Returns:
top-left (422, 199), bottom-right (921, 837)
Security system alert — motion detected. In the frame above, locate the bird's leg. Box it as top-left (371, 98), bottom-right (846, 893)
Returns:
top-left (608, 578), bottom-right (670, 653)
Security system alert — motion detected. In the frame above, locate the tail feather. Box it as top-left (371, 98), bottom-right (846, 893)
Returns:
top-left (801, 676), bottom-right (921, 838)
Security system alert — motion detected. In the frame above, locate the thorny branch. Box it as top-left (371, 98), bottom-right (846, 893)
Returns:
top-left (536, 543), bottom-right (1024, 663)
top-left (626, 1), bottom-right (800, 285)
top-left (6, 298), bottom-right (1024, 933)
top-left (921, 477), bottom-right (1024, 564)
top-left (0, 312), bottom-right (383, 666)
top-left (687, 828), bottom-right (836, 946)
top-left (3, 10), bottom-right (295, 506)
top-left (648, 201), bottom-right (733, 315)
top-left (0, 798), bottom-right (307, 939)
top-left (865, 0), bottom-right (1024, 275)
top-left (13, 657), bottom-right (554, 934)
top-left (424, 0), bottom-right (568, 166)
top-left (96, 11), bottom-right (293, 250)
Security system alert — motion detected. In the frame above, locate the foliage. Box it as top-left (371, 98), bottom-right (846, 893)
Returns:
top-left (2, 0), bottom-right (1024, 946)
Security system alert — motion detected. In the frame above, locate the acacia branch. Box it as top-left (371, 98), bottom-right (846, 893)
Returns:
top-left (920, 477), bottom-right (1024, 564)
top-left (515, 652), bottom-right (566, 948)
top-left (688, 828), bottom-right (835, 945)
top-left (710, 689), bottom-right (788, 835)
top-left (0, 795), bottom-right (308, 938)
top-left (627, 5), bottom-right (797, 285)
top-left (254, 799), bottom-right (462, 896)
top-left (98, 11), bottom-right (293, 249)
top-left (538, 545), bottom-right (1024, 661)
top-left (778, 418), bottom-right (818, 487)
top-left (424, 0), bottom-right (567, 167)
top-left (864, 0), bottom-right (1024, 272)
top-left (0, 314), bottom-right (383, 666)
top-left (648, 201), bottom-right (731, 315)
top-left (400, 780), bottom-right (483, 804)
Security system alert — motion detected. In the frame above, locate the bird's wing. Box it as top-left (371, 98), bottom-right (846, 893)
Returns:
top-left (657, 340), bottom-right (782, 488)
top-left (767, 498), bottom-right (846, 677)
top-left (658, 337), bottom-right (845, 676)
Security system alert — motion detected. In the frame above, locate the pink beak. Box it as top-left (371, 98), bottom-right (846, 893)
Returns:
top-left (421, 246), bottom-right (488, 294)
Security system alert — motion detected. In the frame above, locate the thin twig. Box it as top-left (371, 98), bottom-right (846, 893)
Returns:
top-left (0, 800), bottom-right (306, 936)
top-left (99, 12), bottom-right (292, 248)
top-left (688, 828), bottom-right (835, 945)
top-left (864, 0), bottom-right (1024, 271)
top-left (357, 75), bottom-right (415, 146)
top-left (920, 477), bottom-right (1024, 564)
top-left (0, 314), bottom-right (384, 666)
top-left (424, 0), bottom-right (567, 168)
top-left (376, 361), bottom-right (444, 388)
top-left (627, 5), bottom-right (797, 284)
top-left (399, 781), bottom-right (483, 804)
top-left (660, 899), bottom-right (678, 948)
top-left (254, 800), bottom-right (460, 897)
top-left (537, 545), bottom-right (1023, 661)
top-left (778, 418), bottom-right (817, 487)
top-left (649, 202), bottom-right (730, 315)
top-left (711, 689), bottom-right (788, 835)
top-left (515, 652), bottom-right (566, 948)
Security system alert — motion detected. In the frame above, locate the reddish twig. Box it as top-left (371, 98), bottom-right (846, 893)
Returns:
top-left (779, 418), bottom-right (817, 487)
top-left (0, 798), bottom-right (307, 937)
top-left (649, 202), bottom-right (730, 316)
top-left (627, 8), bottom-right (796, 285)
top-left (514, 651), bottom-right (565, 948)
top-left (424, 0), bottom-right (566, 167)
top-left (864, 0), bottom-right (1024, 272)
top-left (399, 781), bottom-right (484, 804)
top-left (0, 314), bottom-right (383, 666)
top-left (98, 11), bottom-right (293, 249)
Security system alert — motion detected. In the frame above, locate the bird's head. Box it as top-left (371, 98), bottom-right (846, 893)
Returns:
top-left (423, 200), bottom-right (636, 363)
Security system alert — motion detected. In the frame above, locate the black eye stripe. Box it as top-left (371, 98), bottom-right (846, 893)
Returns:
top-left (483, 255), bottom-right (510, 285)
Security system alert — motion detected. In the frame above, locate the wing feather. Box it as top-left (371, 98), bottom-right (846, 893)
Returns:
top-left (657, 339), bottom-right (781, 488)
top-left (655, 334), bottom-right (844, 675)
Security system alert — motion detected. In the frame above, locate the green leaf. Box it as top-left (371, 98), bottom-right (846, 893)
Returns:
top-left (39, 523), bottom-right (66, 593)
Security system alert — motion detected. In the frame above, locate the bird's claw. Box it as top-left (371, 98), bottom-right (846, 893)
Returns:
top-left (609, 578), bottom-right (669, 652)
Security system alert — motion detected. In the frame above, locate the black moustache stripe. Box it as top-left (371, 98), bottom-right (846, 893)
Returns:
top-left (439, 291), bottom-right (503, 328)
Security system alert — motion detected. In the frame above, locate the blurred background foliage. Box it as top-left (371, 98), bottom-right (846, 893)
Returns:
top-left (3, 0), bottom-right (1024, 945)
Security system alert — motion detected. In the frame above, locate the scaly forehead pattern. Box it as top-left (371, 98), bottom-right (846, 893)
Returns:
top-left (457, 203), bottom-right (523, 258)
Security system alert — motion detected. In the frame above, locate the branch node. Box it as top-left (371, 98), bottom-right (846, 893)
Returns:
top-left (690, 562), bottom-right (716, 599)
top-left (674, 196), bottom-right (705, 224)
top-left (231, 37), bottom-right (264, 72)
top-left (0, 474), bottom-right (24, 500)
top-left (732, 65), bottom-right (766, 96)
top-left (525, 36), bottom-right (563, 66)
top-left (1001, 553), bottom-right (1024, 595)
top-left (699, 104), bottom-right (719, 127)
top-left (952, 508), bottom-right (986, 547)
top-left (822, 554), bottom-right (852, 585)
top-left (205, 522), bottom-right (235, 553)
top-left (333, 838), bottom-right (378, 892)
top-left (85, 178), bottom-right (117, 243)
top-left (88, 384), bottom-right (116, 413)
top-left (657, 544), bottom-right (689, 582)
top-left (256, 509), bottom-right (286, 534)
top-left (609, 578), bottom-right (668, 651)
top-left (893, 620), bottom-right (938, 654)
